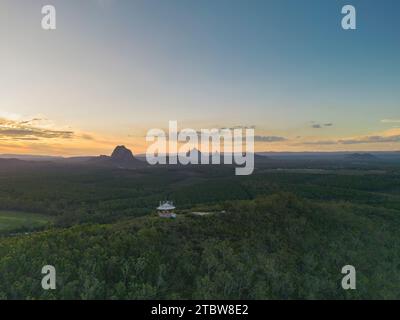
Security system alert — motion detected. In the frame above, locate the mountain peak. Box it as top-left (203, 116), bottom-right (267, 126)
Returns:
top-left (111, 145), bottom-right (135, 162)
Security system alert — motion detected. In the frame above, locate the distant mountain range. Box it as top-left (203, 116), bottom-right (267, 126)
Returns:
top-left (0, 146), bottom-right (146, 169)
top-left (344, 153), bottom-right (379, 161)
top-left (1, 148), bottom-right (400, 170)
top-left (0, 154), bottom-right (64, 161)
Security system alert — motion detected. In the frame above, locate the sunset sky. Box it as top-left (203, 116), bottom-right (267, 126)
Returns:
top-left (1, 0), bottom-right (399, 156)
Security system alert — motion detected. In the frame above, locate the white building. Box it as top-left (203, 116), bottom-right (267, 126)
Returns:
top-left (157, 201), bottom-right (176, 218)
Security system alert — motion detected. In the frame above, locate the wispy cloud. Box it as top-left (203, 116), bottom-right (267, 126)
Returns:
top-left (381, 119), bottom-right (400, 124)
top-left (339, 135), bottom-right (400, 144)
top-left (311, 122), bottom-right (333, 129)
top-left (81, 133), bottom-right (95, 140)
top-left (300, 129), bottom-right (400, 146)
top-left (0, 118), bottom-right (74, 140)
top-left (302, 140), bottom-right (337, 145)
top-left (253, 135), bottom-right (287, 142)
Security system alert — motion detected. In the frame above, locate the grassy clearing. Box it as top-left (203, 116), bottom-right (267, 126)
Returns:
top-left (0, 211), bottom-right (51, 234)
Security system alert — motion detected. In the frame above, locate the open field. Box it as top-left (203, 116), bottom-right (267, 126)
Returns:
top-left (0, 211), bottom-right (51, 234)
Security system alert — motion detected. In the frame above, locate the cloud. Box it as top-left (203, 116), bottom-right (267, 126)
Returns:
top-left (81, 134), bottom-right (95, 140)
top-left (339, 135), bottom-right (400, 144)
top-left (0, 128), bottom-right (73, 139)
top-left (19, 118), bottom-right (46, 125)
top-left (0, 117), bottom-right (74, 140)
top-left (302, 140), bottom-right (337, 145)
top-left (310, 122), bottom-right (333, 129)
top-left (0, 137), bottom-right (40, 141)
top-left (381, 119), bottom-right (400, 123)
top-left (253, 135), bottom-right (287, 142)
top-left (218, 125), bottom-right (256, 130)
top-left (300, 130), bottom-right (400, 146)
top-left (0, 115), bottom-right (133, 156)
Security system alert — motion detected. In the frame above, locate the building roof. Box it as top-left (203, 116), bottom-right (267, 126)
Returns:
top-left (157, 201), bottom-right (175, 211)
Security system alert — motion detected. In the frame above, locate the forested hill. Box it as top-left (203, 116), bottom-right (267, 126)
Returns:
top-left (1, 193), bottom-right (399, 299)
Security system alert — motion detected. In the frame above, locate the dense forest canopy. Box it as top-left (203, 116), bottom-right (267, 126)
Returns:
top-left (0, 158), bottom-right (400, 299)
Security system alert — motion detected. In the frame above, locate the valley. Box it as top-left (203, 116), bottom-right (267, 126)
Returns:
top-left (0, 149), bottom-right (400, 299)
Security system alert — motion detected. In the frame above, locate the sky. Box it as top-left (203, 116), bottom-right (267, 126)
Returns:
top-left (0, 0), bottom-right (399, 156)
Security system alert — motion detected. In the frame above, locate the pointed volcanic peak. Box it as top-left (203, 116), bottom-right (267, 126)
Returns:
top-left (109, 145), bottom-right (146, 168)
top-left (87, 145), bottom-right (145, 169)
top-left (111, 145), bottom-right (135, 162)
